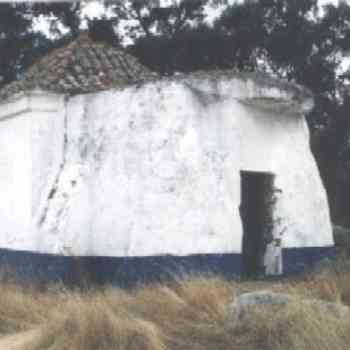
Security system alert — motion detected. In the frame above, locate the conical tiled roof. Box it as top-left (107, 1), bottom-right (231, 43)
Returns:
top-left (0, 32), bottom-right (157, 102)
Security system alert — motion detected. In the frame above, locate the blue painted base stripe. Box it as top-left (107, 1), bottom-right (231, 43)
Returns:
top-left (0, 249), bottom-right (241, 287)
top-left (0, 246), bottom-right (336, 287)
top-left (282, 246), bottom-right (336, 275)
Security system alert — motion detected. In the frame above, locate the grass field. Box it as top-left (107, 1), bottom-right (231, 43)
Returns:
top-left (0, 256), bottom-right (349, 350)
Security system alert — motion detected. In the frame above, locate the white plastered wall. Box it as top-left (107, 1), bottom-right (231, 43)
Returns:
top-left (234, 102), bottom-right (333, 248)
top-left (0, 92), bottom-right (63, 251)
top-left (0, 79), bottom-right (334, 257)
top-left (0, 112), bottom-right (31, 250)
top-left (36, 85), bottom-right (243, 256)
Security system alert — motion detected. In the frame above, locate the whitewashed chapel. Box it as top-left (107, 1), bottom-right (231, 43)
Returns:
top-left (0, 33), bottom-right (334, 285)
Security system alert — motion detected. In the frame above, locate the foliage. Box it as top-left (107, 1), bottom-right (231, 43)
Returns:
top-left (31, 2), bottom-right (81, 37)
top-left (0, 3), bottom-right (78, 89)
top-left (106, 0), bottom-right (210, 39)
top-left (0, 4), bottom-right (36, 87)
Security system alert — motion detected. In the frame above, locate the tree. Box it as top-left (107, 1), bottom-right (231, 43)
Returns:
top-left (129, 24), bottom-right (234, 75)
top-left (0, 2), bottom-right (82, 89)
top-left (0, 3), bottom-right (33, 87)
top-left (31, 2), bottom-right (82, 37)
top-left (106, 0), bottom-right (209, 39)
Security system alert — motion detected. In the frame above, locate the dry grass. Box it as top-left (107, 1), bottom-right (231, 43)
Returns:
top-left (233, 302), bottom-right (350, 350)
top-left (0, 264), bottom-right (349, 350)
top-left (0, 282), bottom-right (54, 334)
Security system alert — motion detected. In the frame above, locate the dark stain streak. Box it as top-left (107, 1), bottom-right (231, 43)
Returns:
top-left (38, 96), bottom-right (69, 227)
top-left (184, 82), bottom-right (221, 107)
top-left (47, 187), bottom-right (57, 200)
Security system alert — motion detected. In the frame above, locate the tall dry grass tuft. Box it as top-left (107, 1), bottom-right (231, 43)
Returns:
top-left (0, 263), bottom-right (349, 350)
top-left (125, 277), bottom-right (237, 350)
top-left (0, 282), bottom-right (53, 334)
top-left (289, 271), bottom-right (350, 306)
top-left (26, 294), bottom-right (167, 350)
top-left (235, 300), bottom-right (350, 350)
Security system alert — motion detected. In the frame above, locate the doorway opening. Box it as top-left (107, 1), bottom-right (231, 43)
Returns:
top-left (240, 170), bottom-right (275, 278)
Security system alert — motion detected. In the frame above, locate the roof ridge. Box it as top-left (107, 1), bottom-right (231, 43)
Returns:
top-left (0, 32), bottom-right (157, 102)
top-left (23, 32), bottom-right (109, 79)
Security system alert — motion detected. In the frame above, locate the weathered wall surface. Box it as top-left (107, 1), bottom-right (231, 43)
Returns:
top-left (37, 84), bottom-right (243, 256)
top-left (0, 76), bottom-right (333, 259)
top-left (0, 112), bottom-right (32, 250)
top-left (236, 102), bottom-right (333, 248)
top-left (33, 79), bottom-right (332, 257)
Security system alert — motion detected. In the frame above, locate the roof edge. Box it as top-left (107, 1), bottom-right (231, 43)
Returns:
top-left (173, 70), bottom-right (314, 114)
top-left (0, 94), bottom-right (30, 121)
top-left (0, 70), bottom-right (314, 116)
top-left (0, 91), bottom-right (62, 121)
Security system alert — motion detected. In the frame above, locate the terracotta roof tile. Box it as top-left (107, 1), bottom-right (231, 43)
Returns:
top-left (0, 32), bottom-right (158, 102)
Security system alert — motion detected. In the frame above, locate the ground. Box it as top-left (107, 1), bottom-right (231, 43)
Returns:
top-left (0, 230), bottom-right (349, 350)
top-left (0, 330), bottom-right (38, 350)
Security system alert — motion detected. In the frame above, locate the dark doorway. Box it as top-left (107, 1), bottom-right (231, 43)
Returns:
top-left (240, 171), bottom-right (275, 278)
